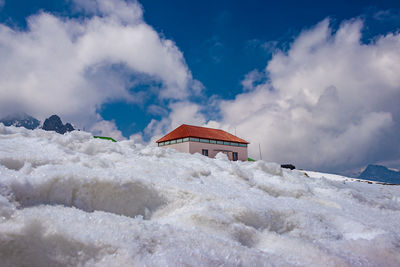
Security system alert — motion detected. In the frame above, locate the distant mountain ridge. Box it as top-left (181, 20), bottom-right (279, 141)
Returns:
top-left (359, 164), bottom-right (400, 184)
top-left (0, 113), bottom-right (40, 130)
top-left (42, 115), bottom-right (74, 134)
top-left (0, 113), bottom-right (74, 134)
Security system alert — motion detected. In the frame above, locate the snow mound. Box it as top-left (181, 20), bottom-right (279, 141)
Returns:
top-left (1, 124), bottom-right (400, 266)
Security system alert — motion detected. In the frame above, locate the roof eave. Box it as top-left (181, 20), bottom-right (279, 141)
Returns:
top-left (157, 136), bottom-right (249, 144)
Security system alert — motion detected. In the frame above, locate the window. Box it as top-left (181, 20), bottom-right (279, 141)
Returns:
top-left (200, 138), bottom-right (209, 143)
top-left (233, 152), bottom-right (238, 161)
top-left (165, 141), bottom-right (170, 145)
top-left (202, 149), bottom-right (209, 156)
top-left (177, 138), bottom-right (183, 143)
top-left (210, 140), bottom-right (216, 144)
top-left (190, 137), bottom-right (200, 142)
top-left (231, 142), bottom-right (239, 146)
top-left (183, 138), bottom-right (189, 142)
top-left (239, 143), bottom-right (247, 147)
top-left (223, 141), bottom-right (230, 145)
top-left (217, 141), bottom-right (223, 145)
top-left (170, 140), bottom-right (176, 144)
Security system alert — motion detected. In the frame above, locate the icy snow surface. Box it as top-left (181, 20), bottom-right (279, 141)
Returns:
top-left (1, 125), bottom-right (400, 266)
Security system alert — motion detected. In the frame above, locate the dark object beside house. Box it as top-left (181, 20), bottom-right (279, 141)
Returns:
top-left (42, 115), bottom-right (74, 134)
top-left (281, 164), bottom-right (296, 170)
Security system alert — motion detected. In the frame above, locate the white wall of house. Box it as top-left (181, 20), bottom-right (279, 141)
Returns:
top-left (189, 142), bottom-right (248, 161)
top-left (161, 141), bottom-right (248, 161)
top-left (161, 141), bottom-right (190, 153)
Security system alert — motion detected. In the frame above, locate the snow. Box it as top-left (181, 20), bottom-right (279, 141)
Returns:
top-left (302, 170), bottom-right (397, 185)
top-left (1, 124), bottom-right (400, 266)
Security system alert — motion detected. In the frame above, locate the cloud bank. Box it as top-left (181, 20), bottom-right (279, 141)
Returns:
top-left (214, 18), bottom-right (400, 174)
top-left (0, 0), bottom-right (197, 139)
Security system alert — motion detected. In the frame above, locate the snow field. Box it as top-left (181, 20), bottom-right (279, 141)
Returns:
top-left (0, 124), bottom-right (400, 266)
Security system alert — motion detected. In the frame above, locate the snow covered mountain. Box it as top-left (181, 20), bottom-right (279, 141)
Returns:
top-left (0, 124), bottom-right (399, 266)
top-left (359, 164), bottom-right (400, 184)
top-left (0, 113), bottom-right (40, 130)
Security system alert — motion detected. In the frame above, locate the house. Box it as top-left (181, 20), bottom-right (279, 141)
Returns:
top-left (156, 124), bottom-right (249, 161)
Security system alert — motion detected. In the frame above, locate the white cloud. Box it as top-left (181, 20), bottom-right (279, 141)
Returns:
top-left (373, 9), bottom-right (400, 22)
top-left (217, 18), bottom-right (400, 173)
top-left (136, 101), bottom-right (206, 145)
top-left (241, 69), bottom-right (264, 91)
top-left (90, 119), bottom-right (125, 141)
top-left (0, 0), bottom-right (195, 132)
top-left (72, 0), bottom-right (143, 24)
top-left (146, 104), bottom-right (167, 117)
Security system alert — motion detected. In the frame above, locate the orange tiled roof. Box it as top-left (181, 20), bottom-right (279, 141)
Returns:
top-left (156, 124), bottom-right (249, 144)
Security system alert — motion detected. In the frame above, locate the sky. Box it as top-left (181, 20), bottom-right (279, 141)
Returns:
top-left (0, 0), bottom-right (400, 175)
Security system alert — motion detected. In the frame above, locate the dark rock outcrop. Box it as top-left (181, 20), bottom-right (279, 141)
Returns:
top-left (359, 164), bottom-right (400, 184)
top-left (42, 115), bottom-right (74, 134)
top-left (65, 123), bottom-right (74, 132)
top-left (0, 113), bottom-right (40, 130)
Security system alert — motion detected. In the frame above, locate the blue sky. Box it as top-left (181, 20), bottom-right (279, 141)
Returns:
top-left (1, 0), bottom-right (400, 174)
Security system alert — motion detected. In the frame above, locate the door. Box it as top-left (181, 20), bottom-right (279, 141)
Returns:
top-left (232, 152), bottom-right (238, 161)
